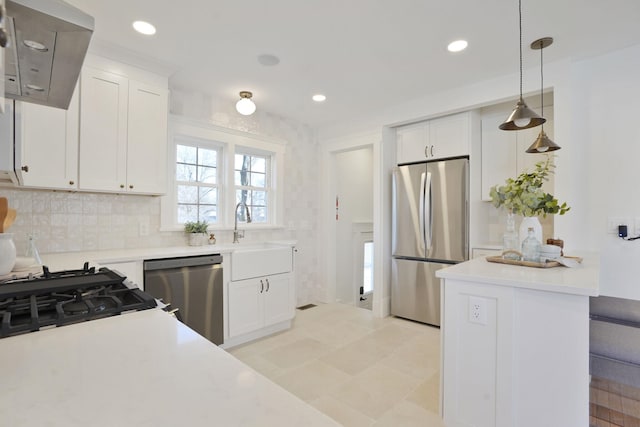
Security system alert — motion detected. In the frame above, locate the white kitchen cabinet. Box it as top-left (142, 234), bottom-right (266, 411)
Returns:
top-left (396, 111), bottom-right (471, 164)
top-left (126, 81), bottom-right (168, 194)
top-left (79, 65), bottom-right (168, 195)
top-left (79, 66), bottom-right (128, 192)
top-left (228, 273), bottom-right (293, 338)
top-left (14, 86), bottom-right (80, 190)
top-left (480, 107), bottom-right (554, 201)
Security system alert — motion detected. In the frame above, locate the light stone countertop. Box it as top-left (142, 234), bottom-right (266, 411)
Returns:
top-left (0, 308), bottom-right (338, 426)
top-left (37, 240), bottom-right (296, 271)
top-left (436, 253), bottom-right (600, 296)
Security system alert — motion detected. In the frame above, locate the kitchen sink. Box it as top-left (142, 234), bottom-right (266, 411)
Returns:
top-left (230, 244), bottom-right (293, 281)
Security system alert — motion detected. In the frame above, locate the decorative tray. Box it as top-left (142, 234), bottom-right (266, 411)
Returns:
top-left (485, 255), bottom-right (583, 269)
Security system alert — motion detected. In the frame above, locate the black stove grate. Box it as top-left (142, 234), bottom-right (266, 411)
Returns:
top-left (0, 265), bottom-right (157, 338)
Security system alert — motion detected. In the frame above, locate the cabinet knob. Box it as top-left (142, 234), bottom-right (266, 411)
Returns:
top-left (265, 279), bottom-right (270, 292)
top-left (129, 184), bottom-right (134, 189)
top-left (21, 165), bottom-right (29, 172)
top-left (430, 145), bottom-right (434, 157)
top-left (120, 184), bottom-right (125, 189)
top-left (424, 146), bottom-right (429, 158)
top-left (69, 180), bottom-right (74, 185)
top-left (259, 279), bottom-right (264, 293)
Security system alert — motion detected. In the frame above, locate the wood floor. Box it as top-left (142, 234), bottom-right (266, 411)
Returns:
top-left (591, 376), bottom-right (640, 427)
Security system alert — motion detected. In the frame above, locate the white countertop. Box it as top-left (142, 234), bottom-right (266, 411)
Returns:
top-left (0, 309), bottom-right (338, 427)
top-left (436, 254), bottom-right (600, 296)
top-left (36, 240), bottom-right (296, 271)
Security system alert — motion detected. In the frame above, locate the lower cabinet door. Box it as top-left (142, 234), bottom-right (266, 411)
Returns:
top-left (263, 274), bottom-right (293, 327)
top-left (228, 278), bottom-right (263, 338)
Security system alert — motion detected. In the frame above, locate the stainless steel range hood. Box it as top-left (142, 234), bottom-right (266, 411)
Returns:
top-left (4, 0), bottom-right (94, 110)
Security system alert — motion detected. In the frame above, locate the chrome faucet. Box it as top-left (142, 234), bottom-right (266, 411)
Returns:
top-left (233, 202), bottom-right (252, 243)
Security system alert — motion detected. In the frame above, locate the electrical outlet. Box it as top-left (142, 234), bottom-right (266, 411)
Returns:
top-left (468, 296), bottom-right (487, 325)
top-left (139, 220), bottom-right (149, 237)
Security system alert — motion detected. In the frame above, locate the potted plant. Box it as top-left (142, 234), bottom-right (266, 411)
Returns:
top-left (184, 220), bottom-right (208, 246)
top-left (489, 156), bottom-right (570, 245)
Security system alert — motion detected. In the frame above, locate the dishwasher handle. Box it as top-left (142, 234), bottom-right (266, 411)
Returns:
top-left (144, 254), bottom-right (223, 271)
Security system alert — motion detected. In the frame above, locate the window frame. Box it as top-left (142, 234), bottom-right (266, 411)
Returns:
top-left (175, 139), bottom-right (223, 225)
top-left (161, 117), bottom-right (285, 231)
top-left (233, 148), bottom-right (272, 225)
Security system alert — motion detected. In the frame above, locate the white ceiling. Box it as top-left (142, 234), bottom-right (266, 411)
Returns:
top-left (66, 0), bottom-right (640, 128)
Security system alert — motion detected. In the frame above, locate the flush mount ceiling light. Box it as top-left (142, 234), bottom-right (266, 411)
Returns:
top-left (447, 40), bottom-right (468, 53)
top-left (312, 94), bottom-right (326, 102)
top-left (526, 37), bottom-right (561, 153)
top-left (133, 20), bottom-right (156, 35)
top-left (236, 91), bottom-right (256, 115)
top-left (499, 0), bottom-right (546, 131)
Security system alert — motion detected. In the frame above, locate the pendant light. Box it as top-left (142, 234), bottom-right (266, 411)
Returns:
top-left (499, 0), bottom-right (546, 131)
top-left (526, 37), bottom-right (561, 153)
top-left (236, 91), bottom-right (256, 115)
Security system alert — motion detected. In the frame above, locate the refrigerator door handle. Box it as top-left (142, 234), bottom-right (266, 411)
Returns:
top-left (419, 172), bottom-right (426, 253)
top-left (425, 171), bottom-right (433, 250)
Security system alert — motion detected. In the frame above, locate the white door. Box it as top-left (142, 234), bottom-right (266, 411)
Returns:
top-left (263, 274), bottom-right (292, 327)
top-left (228, 278), bottom-right (263, 338)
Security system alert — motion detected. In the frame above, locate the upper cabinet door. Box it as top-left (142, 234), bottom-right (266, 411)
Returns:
top-left (428, 112), bottom-right (470, 160)
top-left (396, 122), bottom-right (429, 165)
top-left (126, 81), bottom-right (168, 194)
top-left (79, 67), bottom-right (129, 192)
top-left (16, 84), bottom-right (79, 189)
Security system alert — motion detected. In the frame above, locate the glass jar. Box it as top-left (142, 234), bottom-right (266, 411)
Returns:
top-left (521, 227), bottom-right (541, 262)
top-left (502, 211), bottom-right (520, 260)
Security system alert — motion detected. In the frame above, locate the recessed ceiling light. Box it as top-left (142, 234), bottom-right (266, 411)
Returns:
top-left (257, 54), bottom-right (280, 66)
top-left (447, 40), bottom-right (468, 53)
top-left (312, 94), bottom-right (326, 102)
top-left (133, 21), bottom-right (156, 35)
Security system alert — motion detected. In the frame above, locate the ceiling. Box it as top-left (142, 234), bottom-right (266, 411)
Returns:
top-left (66, 0), bottom-right (640, 128)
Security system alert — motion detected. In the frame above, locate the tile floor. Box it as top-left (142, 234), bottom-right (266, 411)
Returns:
top-left (226, 302), bottom-right (445, 427)
top-left (590, 376), bottom-right (640, 427)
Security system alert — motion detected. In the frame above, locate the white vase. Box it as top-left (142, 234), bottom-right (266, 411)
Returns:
top-left (0, 233), bottom-right (17, 275)
top-left (519, 216), bottom-right (543, 250)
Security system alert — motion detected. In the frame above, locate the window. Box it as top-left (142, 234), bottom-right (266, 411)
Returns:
top-left (175, 144), bottom-right (220, 223)
top-left (162, 118), bottom-right (285, 231)
top-left (234, 152), bottom-right (269, 224)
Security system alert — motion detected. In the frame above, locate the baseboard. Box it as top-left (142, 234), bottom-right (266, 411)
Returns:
top-left (220, 320), bottom-right (292, 350)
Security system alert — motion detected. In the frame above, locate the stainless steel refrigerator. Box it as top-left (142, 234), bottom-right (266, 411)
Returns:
top-left (391, 157), bottom-right (469, 326)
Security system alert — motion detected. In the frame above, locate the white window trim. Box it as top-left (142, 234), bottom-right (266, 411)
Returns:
top-left (160, 115), bottom-right (286, 232)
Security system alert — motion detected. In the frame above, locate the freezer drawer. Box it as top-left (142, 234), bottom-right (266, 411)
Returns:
top-left (391, 258), bottom-right (448, 326)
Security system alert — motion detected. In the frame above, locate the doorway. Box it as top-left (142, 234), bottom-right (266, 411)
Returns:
top-left (334, 147), bottom-right (374, 308)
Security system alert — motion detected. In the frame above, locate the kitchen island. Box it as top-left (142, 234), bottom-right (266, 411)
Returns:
top-left (436, 255), bottom-right (599, 427)
top-left (0, 308), bottom-right (339, 426)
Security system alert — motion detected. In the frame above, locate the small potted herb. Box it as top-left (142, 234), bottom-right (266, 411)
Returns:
top-left (184, 220), bottom-right (208, 246)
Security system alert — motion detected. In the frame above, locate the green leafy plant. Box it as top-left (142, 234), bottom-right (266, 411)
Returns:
top-left (489, 156), bottom-right (570, 217)
top-left (184, 220), bottom-right (208, 234)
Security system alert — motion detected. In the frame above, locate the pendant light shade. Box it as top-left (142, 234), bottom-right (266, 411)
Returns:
top-left (236, 91), bottom-right (256, 115)
top-left (526, 129), bottom-right (561, 153)
top-left (500, 99), bottom-right (546, 130)
top-left (526, 37), bottom-right (561, 153)
top-left (500, 0), bottom-right (546, 131)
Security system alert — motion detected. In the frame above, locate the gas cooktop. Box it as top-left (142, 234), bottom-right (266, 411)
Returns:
top-left (0, 263), bottom-right (157, 338)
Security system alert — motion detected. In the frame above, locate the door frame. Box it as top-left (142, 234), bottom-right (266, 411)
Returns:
top-left (318, 128), bottom-right (394, 318)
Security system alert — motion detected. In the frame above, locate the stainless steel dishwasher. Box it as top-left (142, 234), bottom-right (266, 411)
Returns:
top-left (144, 254), bottom-right (223, 345)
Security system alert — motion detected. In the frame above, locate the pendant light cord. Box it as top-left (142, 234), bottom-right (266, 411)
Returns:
top-left (519, 0), bottom-right (523, 100)
top-left (540, 40), bottom-right (544, 119)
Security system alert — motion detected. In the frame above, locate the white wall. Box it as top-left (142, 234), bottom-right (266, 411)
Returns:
top-left (334, 147), bottom-right (373, 303)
